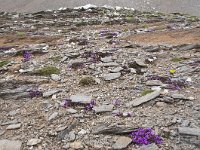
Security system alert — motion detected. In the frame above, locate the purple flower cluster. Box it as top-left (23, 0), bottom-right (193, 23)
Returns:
top-left (85, 100), bottom-right (96, 111)
top-left (23, 51), bottom-right (31, 62)
top-left (148, 75), bottom-right (188, 90)
top-left (130, 128), bottom-right (162, 145)
top-left (60, 99), bottom-right (71, 108)
top-left (113, 99), bottom-right (121, 107)
top-left (29, 90), bottom-right (42, 98)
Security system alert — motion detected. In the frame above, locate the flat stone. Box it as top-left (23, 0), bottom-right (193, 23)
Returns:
top-left (70, 94), bottom-right (92, 104)
top-left (102, 73), bottom-right (121, 81)
top-left (101, 56), bottom-right (113, 63)
top-left (51, 74), bottom-right (61, 81)
top-left (146, 80), bottom-right (163, 86)
top-left (43, 89), bottom-right (62, 98)
top-left (93, 104), bottom-right (114, 113)
top-left (0, 139), bottom-right (22, 150)
top-left (8, 109), bottom-right (20, 116)
top-left (128, 59), bottom-right (147, 68)
top-left (126, 90), bottom-right (161, 107)
top-left (96, 62), bottom-right (119, 67)
top-left (178, 127), bottom-right (200, 136)
top-left (110, 67), bottom-right (124, 73)
top-left (66, 108), bottom-right (77, 114)
top-left (6, 123), bottom-right (21, 130)
top-left (27, 139), bottom-right (42, 146)
top-left (179, 44), bottom-right (200, 51)
top-left (137, 143), bottom-right (159, 150)
top-left (171, 94), bottom-right (188, 100)
top-left (93, 124), bottom-right (137, 135)
top-left (69, 141), bottom-right (84, 150)
top-left (78, 129), bottom-right (87, 135)
top-left (112, 136), bottom-right (132, 150)
top-left (181, 120), bottom-right (190, 127)
top-left (67, 131), bottom-right (76, 142)
top-left (48, 112), bottom-right (59, 122)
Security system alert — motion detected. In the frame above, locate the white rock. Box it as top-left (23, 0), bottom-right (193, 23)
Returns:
top-left (6, 123), bottom-right (21, 130)
top-left (27, 139), bottom-right (42, 146)
top-left (0, 139), bottom-right (22, 150)
top-left (48, 112), bottom-right (59, 122)
top-left (112, 136), bottom-right (132, 150)
top-left (78, 129), bottom-right (87, 135)
top-left (70, 94), bottom-right (92, 104)
top-left (69, 141), bottom-right (84, 149)
top-left (51, 74), bottom-right (61, 81)
top-left (74, 4), bottom-right (97, 10)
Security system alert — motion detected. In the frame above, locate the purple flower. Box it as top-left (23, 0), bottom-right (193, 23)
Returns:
top-left (130, 128), bottom-right (162, 145)
top-left (23, 51), bottom-right (31, 62)
top-left (60, 99), bottom-right (71, 108)
top-left (29, 90), bottom-right (42, 98)
top-left (113, 99), bottom-right (121, 107)
top-left (85, 100), bottom-right (96, 111)
top-left (147, 75), bottom-right (188, 90)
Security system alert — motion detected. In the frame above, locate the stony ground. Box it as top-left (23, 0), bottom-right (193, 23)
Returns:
top-left (0, 6), bottom-right (200, 150)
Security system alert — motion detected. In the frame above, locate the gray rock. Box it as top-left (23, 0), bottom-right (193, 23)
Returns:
top-left (48, 112), bottom-right (59, 122)
top-left (27, 139), bottom-right (42, 146)
top-left (128, 59), bottom-right (147, 68)
top-left (102, 73), bottom-right (121, 81)
top-left (69, 141), bottom-right (84, 149)
top-left (0, 140), bottom-right (22, 150)
top-left (51, 74), bottom-right (61, 81)
top-left (181, 120), bottom-right (190, 127)
top-left (126, 90), bottom-right (161, 107)
top-left (43, 89), bottom-right (62, 98)
top-left (67, 131), bottom-right (76, 142)
top-left (112, 136), bottom-right (132, 150)
top-left (93, 124), bottom-right (137, 134)
top-left (101, 56), bottom-right (113, 63)
top-left (110, 67), bottom-right (123, 73)
top-left (93, 104), bottom-right (114, 113)
top-left (179, 44), bottom-right (200, 51)
top-left (6, 123), bottom-right (21, 130)
top-left (96, 62), bottom-right (119, 67)
top-left (136, 143), bottom-right (159, 150)
top-left (178, 127), bottom-right (200, 136)
top-left (8, 109), bottom-right (20, 116)
top-left (146, 80), bottom-right (163, 86)
top-left (1, 119), bottom-right (19, 126)
top-left (171, 94), bottom-right (188, 100)
top-left (144, 46), bottom-right (160, 52)
top-left (66, 108), bottom-right (77, 114)
top-left (70, 94), bottom-right (92, 104)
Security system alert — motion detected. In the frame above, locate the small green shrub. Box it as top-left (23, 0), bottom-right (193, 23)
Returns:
top-left (49, 56), bottom-right (62, 62)
top-left (79, 76), bottom-right (96, 86)
top-left (171, 57), bottom-right (183, 62)
top-left (141, 89), bottom-right (154, 96)
top-left (0, 60), bottom-right (9, 67)
top-left (35, 66), bottom-right (60, 76)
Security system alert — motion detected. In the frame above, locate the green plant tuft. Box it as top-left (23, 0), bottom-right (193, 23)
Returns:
top-left (171, 57), bottom-right (183, 62)
top-left (141, 89), bottom-right (154, 96)
top-left (35, 66), bottom-right (60, 76)
top-left (79, 76), bottom-right (96, 86)
top-left (49, 56), bottom-right (62, 62)
top-left (0, 60), bottom-right (9, 67)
